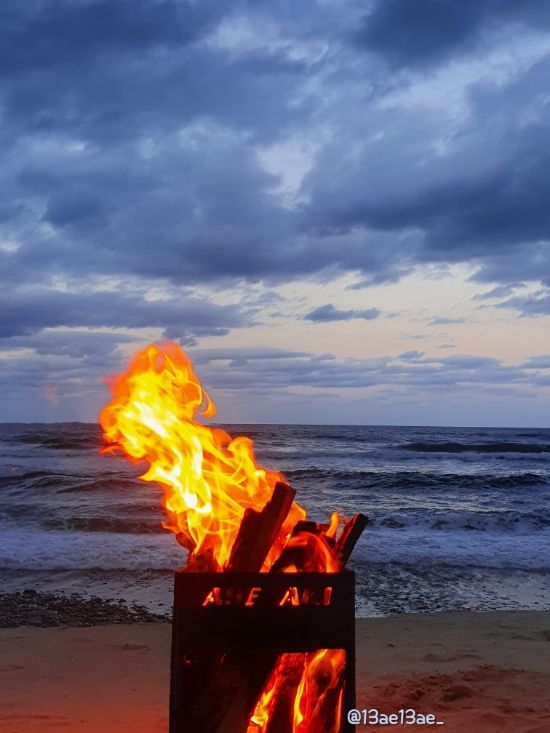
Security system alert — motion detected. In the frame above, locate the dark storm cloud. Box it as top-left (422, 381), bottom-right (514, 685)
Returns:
top-left (0, 119), bottom-right (301, 288)
top-left (0, 0), bottom-right (549, 355)
top-left (0, 0), bottom-right (216, 76)
top-left (0, 289), bottom-right (246, 338)
top-left (0, 0), bottom-right (312, 147)
top-left (304, 304), bottom-right (381, 323)
top-left (316, 135), bottom-right (550, 265)
top-left (354, 0), bottom-right (550, 69)
top-left (307, 53), bottom-right (550, 285)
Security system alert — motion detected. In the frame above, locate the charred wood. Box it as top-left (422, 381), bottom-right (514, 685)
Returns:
top-left (226, 481), bottom-right (295, 572)
top-left (334, 513), bottom-right (368, 567)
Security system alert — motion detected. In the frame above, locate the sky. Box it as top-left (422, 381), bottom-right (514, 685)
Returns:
top-left (1, 0), bottom-right (550, 426)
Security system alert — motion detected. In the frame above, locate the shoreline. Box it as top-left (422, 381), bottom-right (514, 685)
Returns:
top-left (2, 564), bottom-right (549, 622)
top-left (0, 590), bottom-right (168, 628)
top-left (1, 610), bottom-right (549, 732)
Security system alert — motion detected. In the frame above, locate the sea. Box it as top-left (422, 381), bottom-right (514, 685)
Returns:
top-left (1, 423), bottom-right (549, 617)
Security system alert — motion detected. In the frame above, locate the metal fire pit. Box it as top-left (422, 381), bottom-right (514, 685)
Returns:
top-left (170, 571), bottom-right (356, 733)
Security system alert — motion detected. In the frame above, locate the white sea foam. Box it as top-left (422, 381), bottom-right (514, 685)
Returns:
top-left (2, 423), bottom-right (550, 615)
top-left (0, 528), bottom-right (184, 571)
top-left (353, 527), bottom-right (550, 571)
top-left (1, 524), bottom-right (549, 573)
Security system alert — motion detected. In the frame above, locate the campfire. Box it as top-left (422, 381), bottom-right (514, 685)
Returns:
top-left (99, 342), bottom-right (367, 732)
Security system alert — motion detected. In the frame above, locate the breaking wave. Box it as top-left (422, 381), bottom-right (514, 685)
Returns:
top-left (402, 441), bottom-right (550, 454)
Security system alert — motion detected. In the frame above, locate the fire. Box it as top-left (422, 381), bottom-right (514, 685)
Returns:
top-left (248, 649), bottom-right (345, 733)
top-left (99, 342), bottom-right (304, 569)
top-left (100, 342), bottom-right (350, 732)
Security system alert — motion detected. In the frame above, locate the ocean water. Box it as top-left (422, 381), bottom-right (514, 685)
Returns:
top-left (1, 423), bottom-right (549, 617)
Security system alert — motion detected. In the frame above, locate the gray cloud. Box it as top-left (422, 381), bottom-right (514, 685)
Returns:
top-left (398, 351), bottom-right (424, 360)
top-left (1, 339), bottom-right (548, 422)
top-left (186, 346), bottom-right (543, 394)
top-left (0, 1), bottom-right (311, 147)
top-left (473, 283), bottom-right (525, 300)
top-left (194, 347), bottom-right (310, 363)
top-left (1, 329), bottom-right (135, 358)
top-left (0, 0), bottom-right (217, 77)
top-left (0, 288), bottom-right (246, 338)
top-left (497, 290), bottom-right (550, 317)
top-left (428, 317), bottom-right (466, 325)
top-left (522, 355), bottom-right (550, 369)
top-left (304, 304), bottom-right (381, 323)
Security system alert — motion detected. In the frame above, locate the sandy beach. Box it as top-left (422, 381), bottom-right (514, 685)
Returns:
top-left (1, 610), bottom-right (549, 733)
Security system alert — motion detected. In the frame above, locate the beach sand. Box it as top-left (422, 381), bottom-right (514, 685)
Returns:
top-left (1, 611), bottom-right (549, 732)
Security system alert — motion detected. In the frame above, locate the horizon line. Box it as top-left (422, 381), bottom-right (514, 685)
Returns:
top-left (0, 421), bottom-right (548, 430)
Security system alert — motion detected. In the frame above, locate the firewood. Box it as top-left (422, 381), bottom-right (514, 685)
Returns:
top-left (175, 492), bottom-right (362, 732)
top-left (270, 531), bottom-right (323, 573)
top-left (177, 482), bottom-right (296, 731)
top-left (194, 482), bottom-right (296, 729)
top-left (291, 520), bottom-right (321, 536)
top-left (226, 481), bottom-right (296, 572)
top-left (201, 653), bottom-right (280, 733)
top-left (334, 513), bottom-right (368, 566)
top-left (205, 510), bottom-right (364, 729)
top-left (175, 531), bottom-right (194, 551)
top-left (307, 666), bottom-right (346, 733)
top-left (184, 548), bottom-right (220, 573)
top-left (264, 653), bottom-right (305, 733)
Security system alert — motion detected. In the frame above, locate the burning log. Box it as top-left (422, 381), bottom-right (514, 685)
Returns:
top-left (271, 514), bottom-right (367, 575)
top-left (263, 653), bottom-right (305, 732)
top-left (178, 481), bottom-right (296, 732)
top-left (263, 650), bottom-right (347, 733)
top-left (175, 531), bottom-right (194, 552)
top-left (184, 548), bottom-right (221, 573)
top-left (196, 654), bottom-right (280, 733)
top-left (292, 520), bottom-right (325, 536)
top-left (335, 513), bottom-right (368, 566)
top-left (170, 482), bottom-right (297, 732)
top-left (305, 664), bottom-right (347, 733)
top-left (227, 481), bottom-right (296, 572)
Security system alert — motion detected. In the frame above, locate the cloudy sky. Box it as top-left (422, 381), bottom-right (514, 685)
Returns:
top-left (1, 0), bottom-right (550, 425)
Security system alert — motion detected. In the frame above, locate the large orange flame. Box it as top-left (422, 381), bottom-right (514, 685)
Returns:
top-left (99, 342), bottom-right (346, 731)
top-left (99, 342), bottom-right (304, 568)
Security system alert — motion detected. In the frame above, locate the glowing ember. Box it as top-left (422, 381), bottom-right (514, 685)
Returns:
top-left (99, 342), bottom-right (360, 733)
